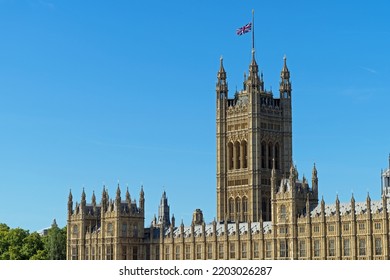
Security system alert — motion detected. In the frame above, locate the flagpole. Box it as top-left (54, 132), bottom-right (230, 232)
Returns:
top-left (252, 9), bottom-right (255, 51)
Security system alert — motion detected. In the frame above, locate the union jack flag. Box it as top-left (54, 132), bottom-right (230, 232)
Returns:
top-left (236, 22), bottom-right (252, 36)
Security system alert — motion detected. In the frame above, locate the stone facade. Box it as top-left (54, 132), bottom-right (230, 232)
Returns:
top-left (66, 51), bottom-right (390, 260)
top-left (216, 52), bottom-right (292, 223)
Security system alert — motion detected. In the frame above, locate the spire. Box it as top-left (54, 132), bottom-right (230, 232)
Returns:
top-left (162, 190), bottom-right (166, 200)
top-left (279, 55), bottom-right (292, 98)
top-left (115, 184), bottom-right (121, 211)
top-left (81, 188), bottom-right (86, 209)
top-left (351, 193), bottom-right (356, 214)
top-left (366, 192), bottom-right (371, 210)
top-left (68, 189), bottom-right (73, 202)
top-left (366, 192), bottom-right (372, 215)
top-left (248, 49), bottom-right (259, 79)
top-left (171, 214), bottom-right (175, 228)
top-left (79, 188), bottom-right (86, 214)
top-left (312, 163), bottom-right (318, 195)
top-left (68, 189), bottom-right (73, 214)
top-left (216, 56), bottom-right (228, 98)
top-left (158, 190), bottom-right (170, 228)
top-left (139, 185), bottom-right (145, 211)
top-left (81, 188), bottom-right (86, 202)
top-left (116, 184), bottom-right (121, 201)
top-left (217, 56), bottom-right (227, 88)
top-left (312, 163), bottom-right (318, 177)
top-left (126, 187), bottom-right (131, 203)
top-left (91, 191), bottom-right (96, 206)
top-left (101, 186), bottom-right (108, 211)
top-left (281, 55), bottom-right (290, 79)
top-left (217, 56), bottom-right (226, 80)
top-left (215, 56), bottom-right (229, 105)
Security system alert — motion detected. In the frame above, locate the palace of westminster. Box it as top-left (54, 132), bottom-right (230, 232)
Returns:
top-left (67, 47), bottom-right (390, 260)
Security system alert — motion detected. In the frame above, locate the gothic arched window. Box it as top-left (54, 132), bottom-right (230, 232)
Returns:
top-left (107, 222), bottom-right (113, 236)
top-left (268, 142), bottom-right (273, 169)
top-left (280, 205), bottom-right (286, 220)
top-left (236, 197), bottom-right (241, 221)
top-left (227, 142), bottom-right (233, 170)
top-left (242, 196), bottom-right (248, 222)
top-left (228, 198), bottom-right (234, 221)
top-left (275, 143), bottom-right (280, 169)
top-left (242, 140), bottom-right (248, 168)
top-left (72, 225), bottom-right (78, 236)
top-left (261, 141), bottom-right (266, 168)
top-left (234, 141), bottom-right (241, 169)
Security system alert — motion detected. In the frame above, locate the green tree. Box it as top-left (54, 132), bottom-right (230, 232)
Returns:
top-left (45, 220), bottom-right (66, 260)
top-left (21, 232), bottom-right (45, 260)
top-left (0, 223), bottom-right (10, 260)
top-left (5, 228), bottom-right (29, 260)
top-left (0, 221), bottom-right (66, 260)
top-left (30, 249), bottom-right (48, 260)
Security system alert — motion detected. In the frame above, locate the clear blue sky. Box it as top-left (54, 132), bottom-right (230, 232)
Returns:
top-left (0, 0), bottom-right (389, 232)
